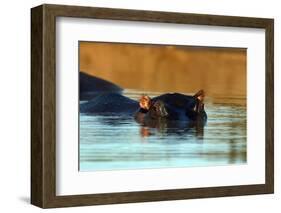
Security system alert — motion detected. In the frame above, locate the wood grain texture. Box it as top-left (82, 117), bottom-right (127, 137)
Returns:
top-left (265, 20), bottom-right (274, 193)
top-left (31, 5), bottom-right (43, 207)
top-left (31, 4), bottom-right (274, 208)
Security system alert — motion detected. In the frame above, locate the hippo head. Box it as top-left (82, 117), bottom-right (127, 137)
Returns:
top-left (137, 90), bottom-right (206, 122)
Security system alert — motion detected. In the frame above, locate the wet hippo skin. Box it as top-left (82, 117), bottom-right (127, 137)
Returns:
top-left (135, 93), bottom-right (207, 124)
top-left (80, 93), bottom-right (139, 115)
top-left (80, 71), bottom-right (123, 100)
top-left (79, 72), bottom-right (207, 125)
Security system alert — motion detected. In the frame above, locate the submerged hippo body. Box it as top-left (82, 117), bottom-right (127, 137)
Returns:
top-left (81, 92), bottom-right (207, 124)
top-left (80, 93), bottom-right (139, 115)
top-left (79, 72), bottom-right (207, 126)
top-left (80, 72), bottom-right (123, 100)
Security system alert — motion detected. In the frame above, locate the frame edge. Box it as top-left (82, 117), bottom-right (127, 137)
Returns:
top-left (31, 5), bottom-right (44, 208)
top-left (265, 19), bottom-right (274, 194)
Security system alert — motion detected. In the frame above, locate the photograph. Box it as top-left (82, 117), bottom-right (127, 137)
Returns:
top-left (79, 41), bottom-right (247, 171)
top-left (30, 3), bottom-right (274, 208)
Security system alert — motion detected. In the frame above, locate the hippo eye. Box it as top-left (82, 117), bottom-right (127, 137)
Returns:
top-left (154, 106), bottom-right (160, 114)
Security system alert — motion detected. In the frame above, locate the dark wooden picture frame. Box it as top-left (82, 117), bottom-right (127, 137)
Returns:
top-left (31, 4), bottom-right (274, 208)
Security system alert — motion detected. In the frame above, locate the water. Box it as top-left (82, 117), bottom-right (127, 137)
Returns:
top-left (79, 90), bottom-right (246, 171)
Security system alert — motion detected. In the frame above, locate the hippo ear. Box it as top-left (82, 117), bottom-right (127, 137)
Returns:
top-left (193, 90), bottom-right (205, 101)
top-left (139, 95), bottom-right (152, 110)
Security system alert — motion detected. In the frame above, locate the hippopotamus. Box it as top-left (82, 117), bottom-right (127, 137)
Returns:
top-left (79, 72), bottom-right (207, 126)
top-left (80, 93), bottom-right (139, 115)
top-left (134, 90), bottom-right (206, 126)
top-left (80, 71), bottom-right (123, 100)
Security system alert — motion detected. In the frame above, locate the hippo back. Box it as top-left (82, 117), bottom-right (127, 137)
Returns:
top-left (80, 72), bottom-right (123, 100)
top-left (80, 93), bottom-right (138, 115)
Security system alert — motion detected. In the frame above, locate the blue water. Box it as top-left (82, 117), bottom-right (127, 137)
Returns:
top-left (79, 90), bottom-right (246, 171)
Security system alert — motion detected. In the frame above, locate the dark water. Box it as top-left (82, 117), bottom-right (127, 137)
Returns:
top-left (79, 90), bottom-right (246, 171)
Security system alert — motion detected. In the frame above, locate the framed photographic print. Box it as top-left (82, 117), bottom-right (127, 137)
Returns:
top-left (31, 4), bottom-right (274, 208)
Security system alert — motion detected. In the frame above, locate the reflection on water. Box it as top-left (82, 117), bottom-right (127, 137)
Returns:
top-left (79, 90), bottom-right (246, 171)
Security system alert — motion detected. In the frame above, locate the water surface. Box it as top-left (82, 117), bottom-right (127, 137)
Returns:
top-left (79, 90), bottom-right (246, 171)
